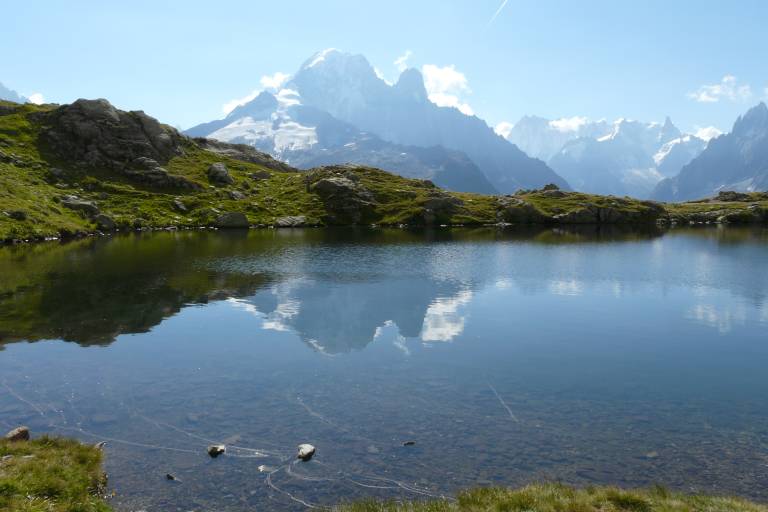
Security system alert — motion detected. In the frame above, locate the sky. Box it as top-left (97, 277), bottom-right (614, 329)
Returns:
top-left (3, 0), bottom-right (768, 134)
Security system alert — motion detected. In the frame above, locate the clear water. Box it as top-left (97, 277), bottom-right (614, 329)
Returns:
top-left (1, 227), bottom-right (767, 510)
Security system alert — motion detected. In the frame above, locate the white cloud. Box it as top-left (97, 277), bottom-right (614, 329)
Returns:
top-left (694, 125), bottom-right (723, 141)
top-left (394, 50), bottom-right (412, 72)
top-left (422, 64), bottom-right (474, 116)
top-left (688, 75), bottom-right (752, 103)
top-left (495, 121), bottom-right (514, 138)
top-left (549, 116), bottom-right (589, 133)
top-left (260, 71), bottom-right (289, 90)
top-left (26, 93), bottom-right (45, 104)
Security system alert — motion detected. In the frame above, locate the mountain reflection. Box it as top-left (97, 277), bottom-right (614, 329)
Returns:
top-left (1, 225), bottom-right (766, 350)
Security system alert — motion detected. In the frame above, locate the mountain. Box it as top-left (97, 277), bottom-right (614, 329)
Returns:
top-left (186, 89), bottom-right (497, 193)
top-left (539, 117), bottom-right (706, 198)
top-left (652, 103), bottom-right (768, 201)
top-left (283, 50), bottom-right (569, 192)
top-left (0, 82), bottom-right (26, 103)
top-left (505, 115), bottom-right (611, 161)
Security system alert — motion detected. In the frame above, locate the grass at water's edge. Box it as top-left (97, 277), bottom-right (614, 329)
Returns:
top-left (2, 435), bottom-right (767, 511)
top-left (335, 483), bottom-right (768, 512)
top-left (0, 436), bottom-right (111, 511)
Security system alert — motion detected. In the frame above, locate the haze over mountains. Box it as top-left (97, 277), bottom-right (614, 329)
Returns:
top-left (188, 49), bottom-right (568, 194)
top-left (652, 102), bottom-right (768, 201)
top-left (505, 115), bottom-right (712, 198)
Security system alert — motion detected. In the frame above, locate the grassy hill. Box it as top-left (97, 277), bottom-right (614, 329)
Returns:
top-left (0, 99), bottom-right (766, 244)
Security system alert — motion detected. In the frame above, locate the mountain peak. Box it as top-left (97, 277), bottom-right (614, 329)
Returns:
top-left (732, 101), bottom-right (768, 138)
top-left (226, 90), bottom-right (278, 120)
top-left (394, 68), bottom-right (427, 102)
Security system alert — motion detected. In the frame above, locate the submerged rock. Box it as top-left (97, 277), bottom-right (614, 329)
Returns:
top-left (4, 426), bottom-right (30, 442)
top-left (207, 444), bottom-right (226, 458)
top-left (297, 443), bottom-right (316, 461)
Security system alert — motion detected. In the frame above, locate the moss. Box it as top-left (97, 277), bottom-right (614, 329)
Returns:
top-left (334, 483), bottom-right (768, 512)
top-left (0, 436), bottom-right (111, 511)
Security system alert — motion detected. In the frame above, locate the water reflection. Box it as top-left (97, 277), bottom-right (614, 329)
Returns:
top-left (0, 226), bottom-right (767, 510)
top-left (1, 226), bottom-right (768, 350)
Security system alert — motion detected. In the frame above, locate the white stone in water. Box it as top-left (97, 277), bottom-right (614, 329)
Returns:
top-left (297, 443), bottom-right (316, 461)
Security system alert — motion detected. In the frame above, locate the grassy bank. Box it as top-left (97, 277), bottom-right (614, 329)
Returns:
top-left (336, 483), bottom-right (768, 512)
top-left (2, 99), bottom-right (767, 243)
top-left (0, 436), bottom-right (110, 511)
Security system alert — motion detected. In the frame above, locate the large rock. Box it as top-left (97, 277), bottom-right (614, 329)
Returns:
top-left (39, 98), bottom-right (183, 169)
top-left (61, 196), bottom-right (99, 216)
top-left (275, 215), bottom-right (306, 227)
top-left (309, 172), bottom-right (377, 224)
top-left (4, 426), bottom-right (30, 442)
top-left (124, 166), bottom-right (201, 190)
top-left (208, 162), bottom-right (234, 185)
top-left (214, 212), bottom-right (249, 228)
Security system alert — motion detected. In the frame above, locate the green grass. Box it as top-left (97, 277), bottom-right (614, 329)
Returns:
top-left (0, 436), bottom-right (111, 512)
top-left (335, 483), bottom-right (768, 512)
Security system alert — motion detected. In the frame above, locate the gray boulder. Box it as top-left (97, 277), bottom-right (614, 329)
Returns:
top-left (215, 212), bottom-right (249, 228)
top-left (309, 172), bottom-right (376, 224)
top-left (275, 215), bottom-right (306, 227)
top-left (94, 214), bottom-right (116, 230)
top-left (497, 197), bottom-right (549, 224)
top-left (61, 196), bottom-right (99, 216)
top-left (297, 443), bottom-right (316, 461)
top-left (208, 162), bottom-right (234, 185)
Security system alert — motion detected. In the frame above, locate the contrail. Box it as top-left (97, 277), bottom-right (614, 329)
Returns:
top-left (487, 381), bottom-right (520, 422)
top-left (488, 0), bottom-right (510, 25)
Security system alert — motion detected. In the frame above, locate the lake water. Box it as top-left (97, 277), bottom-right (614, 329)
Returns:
top-left (1, 226), bottom-right (767, 510)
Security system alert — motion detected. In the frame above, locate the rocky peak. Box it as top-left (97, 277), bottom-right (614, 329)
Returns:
top-left (732, 102), bottom-right (768, 139)
top-left (226, 91), bottom-right (279, 120)
top-left (394, 68), bottom-right (428, 103)
top-left (659, 116), bottom-right (682, 143)
top-left (39, 98), bottom-right (184, 169)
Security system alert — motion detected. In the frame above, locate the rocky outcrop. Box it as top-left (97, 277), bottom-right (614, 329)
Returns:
top-left (309, 169), bottom-right (377, 224)
top-left (497, 197), bottom-right (550, 224)
top-left (38, 99), bottom-right (200, 190)
top-left (275, 215), bottom-right (307, 227)
top-left (40, 99), bottom-right (183, 167)
top-left (553, 202), bottom-right (664, 224)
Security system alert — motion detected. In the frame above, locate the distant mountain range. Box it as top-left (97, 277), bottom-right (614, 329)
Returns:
top-left (506, 115), bottom-right (709, 198)
top-left (186, 89), bottom-right (497, 194)
top-left (652, 102), bottom-right (768, 201)
top-left (188, 49), bottom-right (567, 194)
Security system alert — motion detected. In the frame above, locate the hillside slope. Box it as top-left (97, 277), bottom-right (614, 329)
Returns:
top-left (1, 99), bottom-right (767, 243)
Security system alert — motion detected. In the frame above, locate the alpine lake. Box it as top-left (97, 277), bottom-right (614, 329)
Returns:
top-left (1, 226), bottom-right (766, 511)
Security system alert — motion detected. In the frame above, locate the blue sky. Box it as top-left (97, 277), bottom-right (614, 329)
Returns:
top-left (4, 0), bottom-right (767, 134)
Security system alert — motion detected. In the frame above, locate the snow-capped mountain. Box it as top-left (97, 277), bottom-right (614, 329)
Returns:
top-left (284, 50), bottom-right (569, 192)
top-left (507, 115), bottom-right (707, 198)
top-left (652, 103), bottom-right (768, 201)
top-left (186, 87), bottom-right (497, 193)
top-left (505, 115), bottom-right (611, 161)
top-left (188, 49), bottom-right (568, 193)
top-left (0, 82), bottom-right (26, 103)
